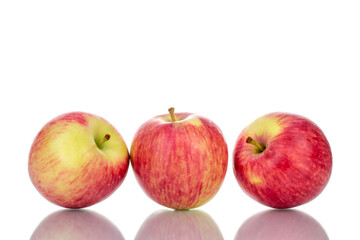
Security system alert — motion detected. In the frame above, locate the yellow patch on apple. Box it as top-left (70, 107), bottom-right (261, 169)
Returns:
top-left (245, 116), bottom-right (281, 138)
top-left (187, 118), bottom-right (202, 126)
top-left (247, 171), bottom-right (263, 184)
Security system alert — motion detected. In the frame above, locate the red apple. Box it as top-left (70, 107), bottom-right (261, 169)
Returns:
top-left (130, 108), bottom-right (228, 210)
top-left (235, 210), bottom-right (329, 240)
top-left (29, 112), bottom-right (129, 208)
top-left (135, 210), bottom-right (224, 240)
top-left (233, 112), bottom-right (332, 208)
top-left (31, 210), bottom-right (124, 240)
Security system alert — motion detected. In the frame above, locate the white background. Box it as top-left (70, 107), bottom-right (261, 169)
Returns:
top-left (1, 0), bottom-right (359, 239)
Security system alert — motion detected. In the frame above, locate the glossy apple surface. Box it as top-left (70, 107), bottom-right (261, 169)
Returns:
top-left (135, 210), bottom-right (223, 240)
top-left (233, 112), bottom-right (332, 208)
top-left (29, 112), bottom-right (129, 208)
top-left (131, 108), bottom-right (228, 210)
top-left (235, 210), bottom-right (329, 240)
top-left (31, 210), bottom-right (124, 240)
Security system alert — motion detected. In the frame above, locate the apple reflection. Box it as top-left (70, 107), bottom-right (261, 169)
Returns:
top-left (31, 210), bottom-right (124, 240)
top-left (235, 210), bottom-right (329, 240)
top-left (135, 210), bottom-right (224, 240)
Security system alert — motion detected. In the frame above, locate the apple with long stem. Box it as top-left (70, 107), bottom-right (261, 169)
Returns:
top-left (233, 112), bottom-right (332, 208)
top-left (29, 112), bottom-right (129, 208)
top-left (130, 108), bottom-right (228, 210)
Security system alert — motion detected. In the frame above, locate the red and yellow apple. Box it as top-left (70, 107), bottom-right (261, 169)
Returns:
top-left (29, 112), bottom-right (129, 208)
top-left (130, 108), bottom-right (228, 210)
top-left (135, 210), bottom-right (223, 240)
top-left (233, 112), bottom-right (332, 208)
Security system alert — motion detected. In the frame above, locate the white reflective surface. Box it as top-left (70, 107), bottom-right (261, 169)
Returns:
top-left (135, 210), bottom-right (223, 240)
top-left (1, 0), bottom-right (359, 239)
top-left (235, 210), bottom-right (328, 240)
top-left (31, 210), bottom-right (124, 240)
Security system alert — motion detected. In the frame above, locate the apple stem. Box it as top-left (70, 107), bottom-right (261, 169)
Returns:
top-left (97, 134), bottom-right (111, 147)
top-left (246, 137), bottom-right (265, 152)
top-left (168, 107), bottom-right (176, 122)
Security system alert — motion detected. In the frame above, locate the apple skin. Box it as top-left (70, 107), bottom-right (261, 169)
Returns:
top-left (135, 210), bottom-right (223, 240)
top-left (29, 112), bottom-right (129, 208)
top-left (31, 210), bottom-right (125, 240)
top-left (130, 111), bottom-right (228, 210)
top-left (235, 210), bottom-right (329, 240)
top-left (233, 112), bottom-right (332, 209)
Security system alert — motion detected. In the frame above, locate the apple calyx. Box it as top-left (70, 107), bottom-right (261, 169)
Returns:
top-left (96, 134), bottom-right (111, 148)
top-left (246, 137), bottom-right (266, 153)
top-left (168, 107), bottom-right (176, 122)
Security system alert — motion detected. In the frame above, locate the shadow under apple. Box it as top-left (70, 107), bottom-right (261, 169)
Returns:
top-left (235, 209), bottom-right (329, 240)
top-left (31, 210), bottom-right (124, 240)
top-left (135, 210), bottom-right (224, 240)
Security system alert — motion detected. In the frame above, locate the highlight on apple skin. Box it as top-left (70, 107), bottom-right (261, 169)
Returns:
top-left (29, 112), bottom-right (130, 208)
top-left (130, 108), bottom-right (228, 210)
top-left (233, 112), bottom-right (332, 209)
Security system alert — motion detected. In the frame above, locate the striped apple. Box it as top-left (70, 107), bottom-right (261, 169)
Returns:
top-left (131, 108), bottom-right (228, 210)
top-left (29, 112), bottom-right (129, 208)
top-left (233, 112), bottom-right (332, 208)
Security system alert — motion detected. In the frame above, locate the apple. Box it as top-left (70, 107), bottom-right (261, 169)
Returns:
top-left (135, 210), bottom-right (223, 240)
top-left (233, 112), bottom-right (332, 208)
top-left (235, 210), bottom-right (329, 240)
top-left (29, 112), bottom-right (129, 208)
top-left (31, 210), bottom-right (125, 240)
top-left (130, 108), bottom-right (228, 210)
